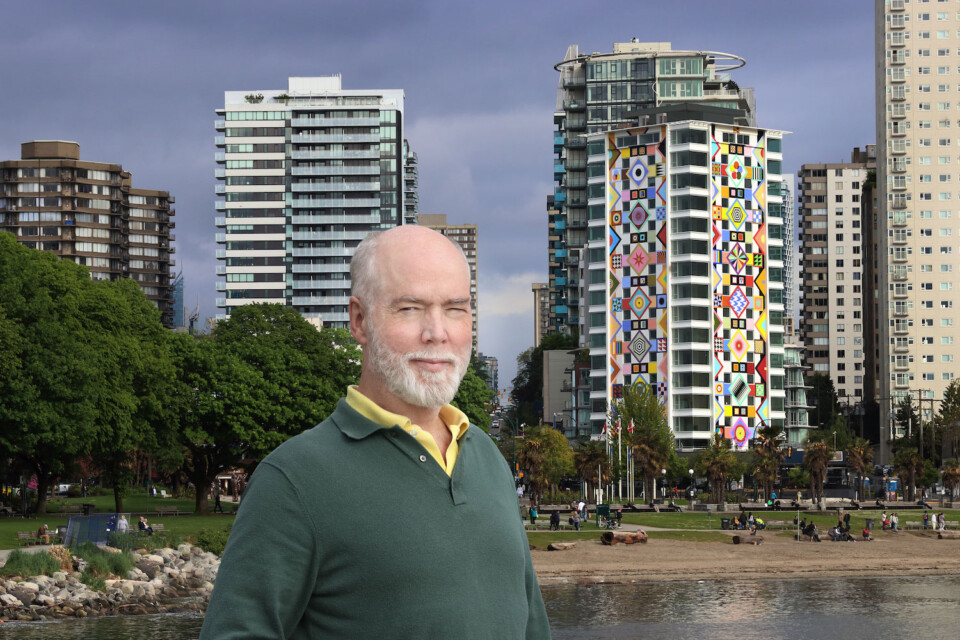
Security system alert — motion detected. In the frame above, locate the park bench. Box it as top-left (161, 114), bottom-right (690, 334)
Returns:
top-left (60, 504), bottom-right (81, 514)
top-left (947, 521), bottom-right (959, 529)
top-left (16, 531), bottom-right (36, 546)
top-left (764, 520), bottom-right (789, 530)
top-left (152, 523), bottom-right (166, 533)
top-left (155, 505), bottom-right (181, 516)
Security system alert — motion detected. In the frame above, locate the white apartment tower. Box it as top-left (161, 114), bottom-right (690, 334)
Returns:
top-left (876, 0), bottom-right (960, 452)
top-left (215, 76), bottom-right (406, 327)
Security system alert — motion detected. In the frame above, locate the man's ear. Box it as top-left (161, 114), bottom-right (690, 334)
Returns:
top-left (349, 296), bottom-right (369, 345)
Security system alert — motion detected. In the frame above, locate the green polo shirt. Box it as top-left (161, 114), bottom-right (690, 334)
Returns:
top-left (200, 399), bottom-right (551, 639)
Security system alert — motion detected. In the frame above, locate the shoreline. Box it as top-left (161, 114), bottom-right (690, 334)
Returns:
top-left (532, 529), bottom-right (960, 585)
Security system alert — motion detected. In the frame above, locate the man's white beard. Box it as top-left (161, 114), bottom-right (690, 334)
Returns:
top-left (366, 329), bottom-right (470, 409)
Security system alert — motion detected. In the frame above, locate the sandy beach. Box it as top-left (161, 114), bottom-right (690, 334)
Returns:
top-left (532, 529), bottom-right (960, 585)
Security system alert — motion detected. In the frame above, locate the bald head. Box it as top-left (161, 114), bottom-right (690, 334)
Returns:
top-left (351, 226), bottom-right (471, 305)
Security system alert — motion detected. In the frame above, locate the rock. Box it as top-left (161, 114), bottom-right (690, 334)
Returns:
top-left (177, 544), bottom-right (193, 557)
top-left (52, 571), bottom-right (67, 584)
top-left (145, 554), bottom-right (165, 565)
top-left (15, 582), bottom-right (40, 593)
top-left (75, 607), bottom-right (87, 618)
top-left (547, 542), bottom-right (578, 551)
top-left (0, 594), bottom-right (22, 607)
top-left (9, 588), bottom-right (35, 606)
top-left (36, 594), bottom-right (55, 606)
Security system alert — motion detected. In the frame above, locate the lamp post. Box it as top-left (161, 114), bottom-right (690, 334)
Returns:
top-left (660, 468), bottom-right (666, 504)
top-left (688, 468), bottom-right (695, 506)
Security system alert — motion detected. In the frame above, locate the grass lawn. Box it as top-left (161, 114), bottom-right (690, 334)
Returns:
top-left (0, 514), bottom-right (235, 551)
top-left (40, 491), bottom-right (224, 515)
top-left (619, 508), bottom-right (960, 532)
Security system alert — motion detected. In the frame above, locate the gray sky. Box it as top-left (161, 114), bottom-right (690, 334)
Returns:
top-left (1, 0), bottom-right (874, 392)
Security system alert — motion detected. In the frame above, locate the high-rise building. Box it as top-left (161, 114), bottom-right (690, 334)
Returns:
top-left (586, 110), bottom-right (787, 449)
top-left (531, 282), bottom-right (551, 347)
top-left (875, 0), bottom-right (960, 457)
top-left (478, 352), bottom-right (499, 393)
top-left (215, 76), bottom-right (406, 327)
top-left (402, 139), bottom-right (419, 224)
top-left (781, 181), bottom-right (798, 333)
top-left (784, 336), bottom-right (813, 445)
top-left (797, 147), bottom-right (876, 403)
top-left (417, 214), bottom-right (479, 351)
top-left (0, 140), bottom-right (177, 326)
top-left (549, 41), bottom-right (756, 339)
top-left (172, 272), bottom-right (185, 329)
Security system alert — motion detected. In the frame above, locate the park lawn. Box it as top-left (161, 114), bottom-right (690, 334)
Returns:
top-left (620, 508), bottom-right (960, 532)
top-left (43, 491), bottom-right (205, 515)
top-left (0, 514), bottom-right (235, 551)
top-left (620, 512), bottom-right (722, 529)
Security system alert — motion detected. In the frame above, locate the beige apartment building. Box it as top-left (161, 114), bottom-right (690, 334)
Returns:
top-left (417, 214), bottom-right (479, 351)
top-left (798, 147), bottom-right (876, 406)
top-left (876, 0), bottom-right (960, 456)
top-left (531, 282), bottom-right (551, 347)
top-left (0, 141), bottom-right (177, 327)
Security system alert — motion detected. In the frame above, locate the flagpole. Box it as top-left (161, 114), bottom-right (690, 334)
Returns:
top-left (617, 424), bottom-right (622, 501)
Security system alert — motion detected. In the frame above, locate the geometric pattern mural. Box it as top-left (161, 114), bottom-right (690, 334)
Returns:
top-left (710, 125), bottom-right (769, 449)
top-left (606, 124), bottom-right (774, 451)
top-left (606, 126), bottom-right (669, 409)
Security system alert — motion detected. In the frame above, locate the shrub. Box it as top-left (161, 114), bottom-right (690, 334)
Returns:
top-left (80, 568), bottom-right (106, 591)
top-left (48, 545), bottom-right (74, 572)
top-left (194, 525), bottom-right (232, 556)
top-left (0, 550), bottom-right (61, 577)
top-left (75, 542), bottom-right (135, 578)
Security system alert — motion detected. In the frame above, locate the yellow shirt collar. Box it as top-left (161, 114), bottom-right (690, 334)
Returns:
top-left (345, 386), bottom-right (470, 476)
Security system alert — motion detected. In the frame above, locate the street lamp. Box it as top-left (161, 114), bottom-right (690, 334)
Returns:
top-left (660, 468), bottom-right (666, 504)
top-left (688, 468), bottom-right (695, 505)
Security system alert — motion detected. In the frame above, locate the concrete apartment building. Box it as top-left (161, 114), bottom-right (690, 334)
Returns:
top-left (531, 282), bottom-right (551, 347)
top-left (417, 213), bottom-right (479, 351)
top-left (549, 41), bottom-right (756, 342)
top-left (797, 147), bottom-right (876, 405)
top-left (0, 141), bottom-right (177, 327)
top-left (215, 76), bottom-right (412, 326)
top-left (875, 0), bottom-right (960, 452)
top-left (587, 112), bottom-right (788, 449)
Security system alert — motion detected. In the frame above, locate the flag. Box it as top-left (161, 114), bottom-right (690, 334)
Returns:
top-left (601, 419), bottom-right (607, 435)
top-left (616, 417), bottom-right (622, 435)
top-left (628, 419), bottom-right (635, 434)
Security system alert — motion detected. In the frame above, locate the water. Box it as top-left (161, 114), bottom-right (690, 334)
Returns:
top-left (1, 576), bottom-right (958, 638)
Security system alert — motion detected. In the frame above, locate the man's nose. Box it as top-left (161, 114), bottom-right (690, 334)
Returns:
top-left (420, 307), bottom-right (448, 343)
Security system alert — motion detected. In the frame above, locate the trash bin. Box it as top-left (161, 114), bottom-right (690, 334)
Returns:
top-left (721, 518), bottom-right (731, 530)
top-left (81, 503), bottom-right (95, 516)
top-left (865, 518), bottom-right (875, 530)
top-left (596, 504), bottom-right (610, 524)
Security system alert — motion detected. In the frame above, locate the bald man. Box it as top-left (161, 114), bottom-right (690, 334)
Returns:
top-left (202, 226), bottom-right (550, 639)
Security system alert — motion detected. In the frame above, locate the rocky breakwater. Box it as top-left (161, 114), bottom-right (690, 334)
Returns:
top-left (0, 543), bottom-right (219, 622)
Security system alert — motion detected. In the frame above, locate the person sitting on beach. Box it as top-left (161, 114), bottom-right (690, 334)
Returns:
top-left (802, 522), bottom-right (817, 541)
top-left (862, 527), bottom-right (873, 541)
top-left (828, 526), bottom-right (841, 542)
top-left (733, 517), bottom-right (741, 530)
top-left (747, 513), bottom-right (755, 528)
top-left (811, 525), bottom-right (821, 543)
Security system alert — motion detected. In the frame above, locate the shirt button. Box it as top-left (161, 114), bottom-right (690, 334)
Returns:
top-left (419, 455), bottom-right (427, 463)
top-left (411, 429), bottom-right (418, 437)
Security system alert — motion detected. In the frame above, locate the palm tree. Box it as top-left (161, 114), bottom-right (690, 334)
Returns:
top-left (751, 425), bottom-right (786, 500)
top-left (517, 434), bottom-right (545, 506)
top-left (845, 437), bottom-right (874, 502)
top-left (893, 446), bottom-right (923, 501)
top-left (616, 384), bottom-right (674, 504)
top-left (942, 459), bottom-right (960, 500)
top-left (694, 435), bottom-right (737, 504)
top-left (573, 440), bottom-right (609, 502)
top-left (802, 431), bottom-right (833, 508)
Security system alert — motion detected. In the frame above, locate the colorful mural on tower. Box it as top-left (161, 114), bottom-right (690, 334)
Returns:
top-left (605, 124), bottom-right (772, 450)
top-left (605, 126), bottom-right (670, 408)
top-left (709, 125), bottom-right (769, 449)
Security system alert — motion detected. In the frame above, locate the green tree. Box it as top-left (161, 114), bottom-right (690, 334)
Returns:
top-left (802, 431), bottom-right (834, 507)
top-left (82, 278), bottom-right (176, 513)
top-left (516, 426), bottom-right (574, 505)
top-left (0, 234), bottom-right (99, 514)
top-left (942, 459), bottom-right (960, 500)
top-left (895, 396), bottom-right (921, 445)
top-left (918, 459), bottom-right (940, 494)
top-left (452, 354), bottom-right (495, 430)
top-left (892, 445), bottom-right (922, 501)
top-left (786, 467), bottom-right (810, 492)
top-left (807, 373), bottom-right (840, 428)
top-left (844, 437), bottom-right (874, 502)
top-left (616, 385), bottom-right (675, 504)
top-left (751, 426), bottom-right (786, 500)
top-left (693, 435), bottom-right (737, 504)
top-left (573, 439), bottom-right (610, 502)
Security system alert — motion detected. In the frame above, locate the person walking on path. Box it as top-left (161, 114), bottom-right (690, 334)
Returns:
top-left (201, 226), bottom-right (550, 639)
top-left (213, 491), bottom-right (224, 514)
top-left (550, 510), bottom-right (560, 531)
top-left (529, 506), bottom-right (538, 526)
top-left (891, 512), bottom-right (899, 532)
top-left (571, 510), bottom-right (581, 531)
top-left (939, 511), bottom-right (946, 531)
top-left (923, 511), bottom-right (929, 530)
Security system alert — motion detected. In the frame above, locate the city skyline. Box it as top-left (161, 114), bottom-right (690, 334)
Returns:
top-left (0, 1), bottom-right (875, 389)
